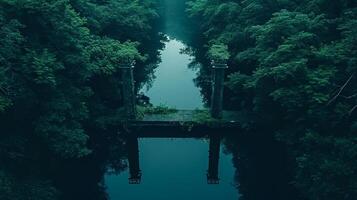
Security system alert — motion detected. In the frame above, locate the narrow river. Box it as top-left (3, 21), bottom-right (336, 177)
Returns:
top-left (102, 1), bottom-right (295, 199)
top-left (140, 37), bottom-right (204, 110)
top-left (104, 32), bottom-right (238, 200)
top-left (102, 0), bottom-right (242, 197)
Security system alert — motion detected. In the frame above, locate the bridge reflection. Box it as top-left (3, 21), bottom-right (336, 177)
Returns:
top-left (207, 136), bottom-right (220, 184)
top-left (127, 136), bottom-right (142, 184)
top-left (126, 135), bottom-right (221, 185)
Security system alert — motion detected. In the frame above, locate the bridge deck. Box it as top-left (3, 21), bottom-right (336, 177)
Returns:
top-left (140, 110), bottom-right (240, 122)
top-left (127, 110), bottom-right (243, 137)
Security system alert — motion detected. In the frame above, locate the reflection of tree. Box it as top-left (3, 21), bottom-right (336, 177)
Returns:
top-left (134, 32), bottom-right (166, 93)
top-left (0, 121), bottom-right (130, 200)
top-left (223, 134), bottom-right (301, 200)
top-left (52, 127), bottom-right (128, 200)
top-left (186, 46), bottom-right (245, 110)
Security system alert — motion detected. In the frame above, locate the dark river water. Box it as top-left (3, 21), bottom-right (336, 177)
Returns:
top-left (105, 138), bottom-right (238, 199)
top-left (140, 37), bottom-right (204, 110)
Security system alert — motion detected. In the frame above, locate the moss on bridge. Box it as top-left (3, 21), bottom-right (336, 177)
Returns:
top-left (130, 109), bottom-right (243, 133)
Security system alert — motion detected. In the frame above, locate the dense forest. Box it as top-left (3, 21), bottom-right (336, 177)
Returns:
top-left (186, 0), bottom-right (356, 199)
top-left (0, 0), bottom-right (163, 199)
top-left (0, 0), bottom-right (356, 200)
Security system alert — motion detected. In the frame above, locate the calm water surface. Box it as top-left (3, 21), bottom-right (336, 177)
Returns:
top-left (140, 37), bottom-right (204, 109)
top-left (105, 139), bottom-right (238, 200)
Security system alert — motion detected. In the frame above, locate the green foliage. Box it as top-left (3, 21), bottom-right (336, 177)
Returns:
top-left (87, 39), bottom-right (145, 75)
top-left (295, 131), bottom-right (357, 199)
top-left (0, 96), bottom-right (11, 113)
top-left (191, 109), bottom-right (215, 123)
top-left (0, 0), bottom-right (162, 198)
top-left (0, 170), bottom-right (59, 200)
top-left (188, 0), bottom-right (357, 199)
top-left (25, 49), bottom-right (64, 86)
top-left (0, 0), bottom-right (160, 157)
top-left (136, 105), bottom-right (178, 121)
top-left (207, 43), bottom-right (230, 62)
top-left (140, 105), bottom-right (178, 115)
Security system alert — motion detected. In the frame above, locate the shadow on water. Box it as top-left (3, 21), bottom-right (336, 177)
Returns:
top-left (1, 114), bottom-right (298, 200)
top-left (49, 128), bottom-right (298, 200)
top-left (104, 134), bottom-right (238, 200)
top-left (225, 133), bottom-right (300, 200)
top-left (114, 135), bottom-right (224, 185)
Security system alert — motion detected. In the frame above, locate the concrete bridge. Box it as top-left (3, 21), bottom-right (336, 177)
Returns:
top-left (118, 60), bottom-right (241, 184)
top-left (128, 109), bottom-right (241, 137)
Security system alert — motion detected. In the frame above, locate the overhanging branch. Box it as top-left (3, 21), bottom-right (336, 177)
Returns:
top-left (349, 105), bottom-right (357, 115)
top-left (327, 72), bottom-right (355, 106)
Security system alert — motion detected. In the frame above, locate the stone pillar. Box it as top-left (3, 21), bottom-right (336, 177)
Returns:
top-left (127, 136), bottom-right (141, 184)
top-left (207, 136), bottom-right (221, 184)
top-left (119, 61), bottom-right (136, 120)
top-left (211, 60), bottom-right (228, 119)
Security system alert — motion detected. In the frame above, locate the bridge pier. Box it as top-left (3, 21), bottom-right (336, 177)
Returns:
top-left (119, 61), bottom-right (136, 120)
top-left (127, 136), bottom-right (141, 184)
top-left (207, 136), bottom-right (221, 184)
top-left (124, 134), bottom-right (224, 185)
top-left (211, 60), bottom-right (228, 119)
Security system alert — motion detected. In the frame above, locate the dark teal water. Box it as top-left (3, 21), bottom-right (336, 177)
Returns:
top-left (105, 139), bottom-right (238, 199)
top-left (140, 37), bottom-right (204, 109)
